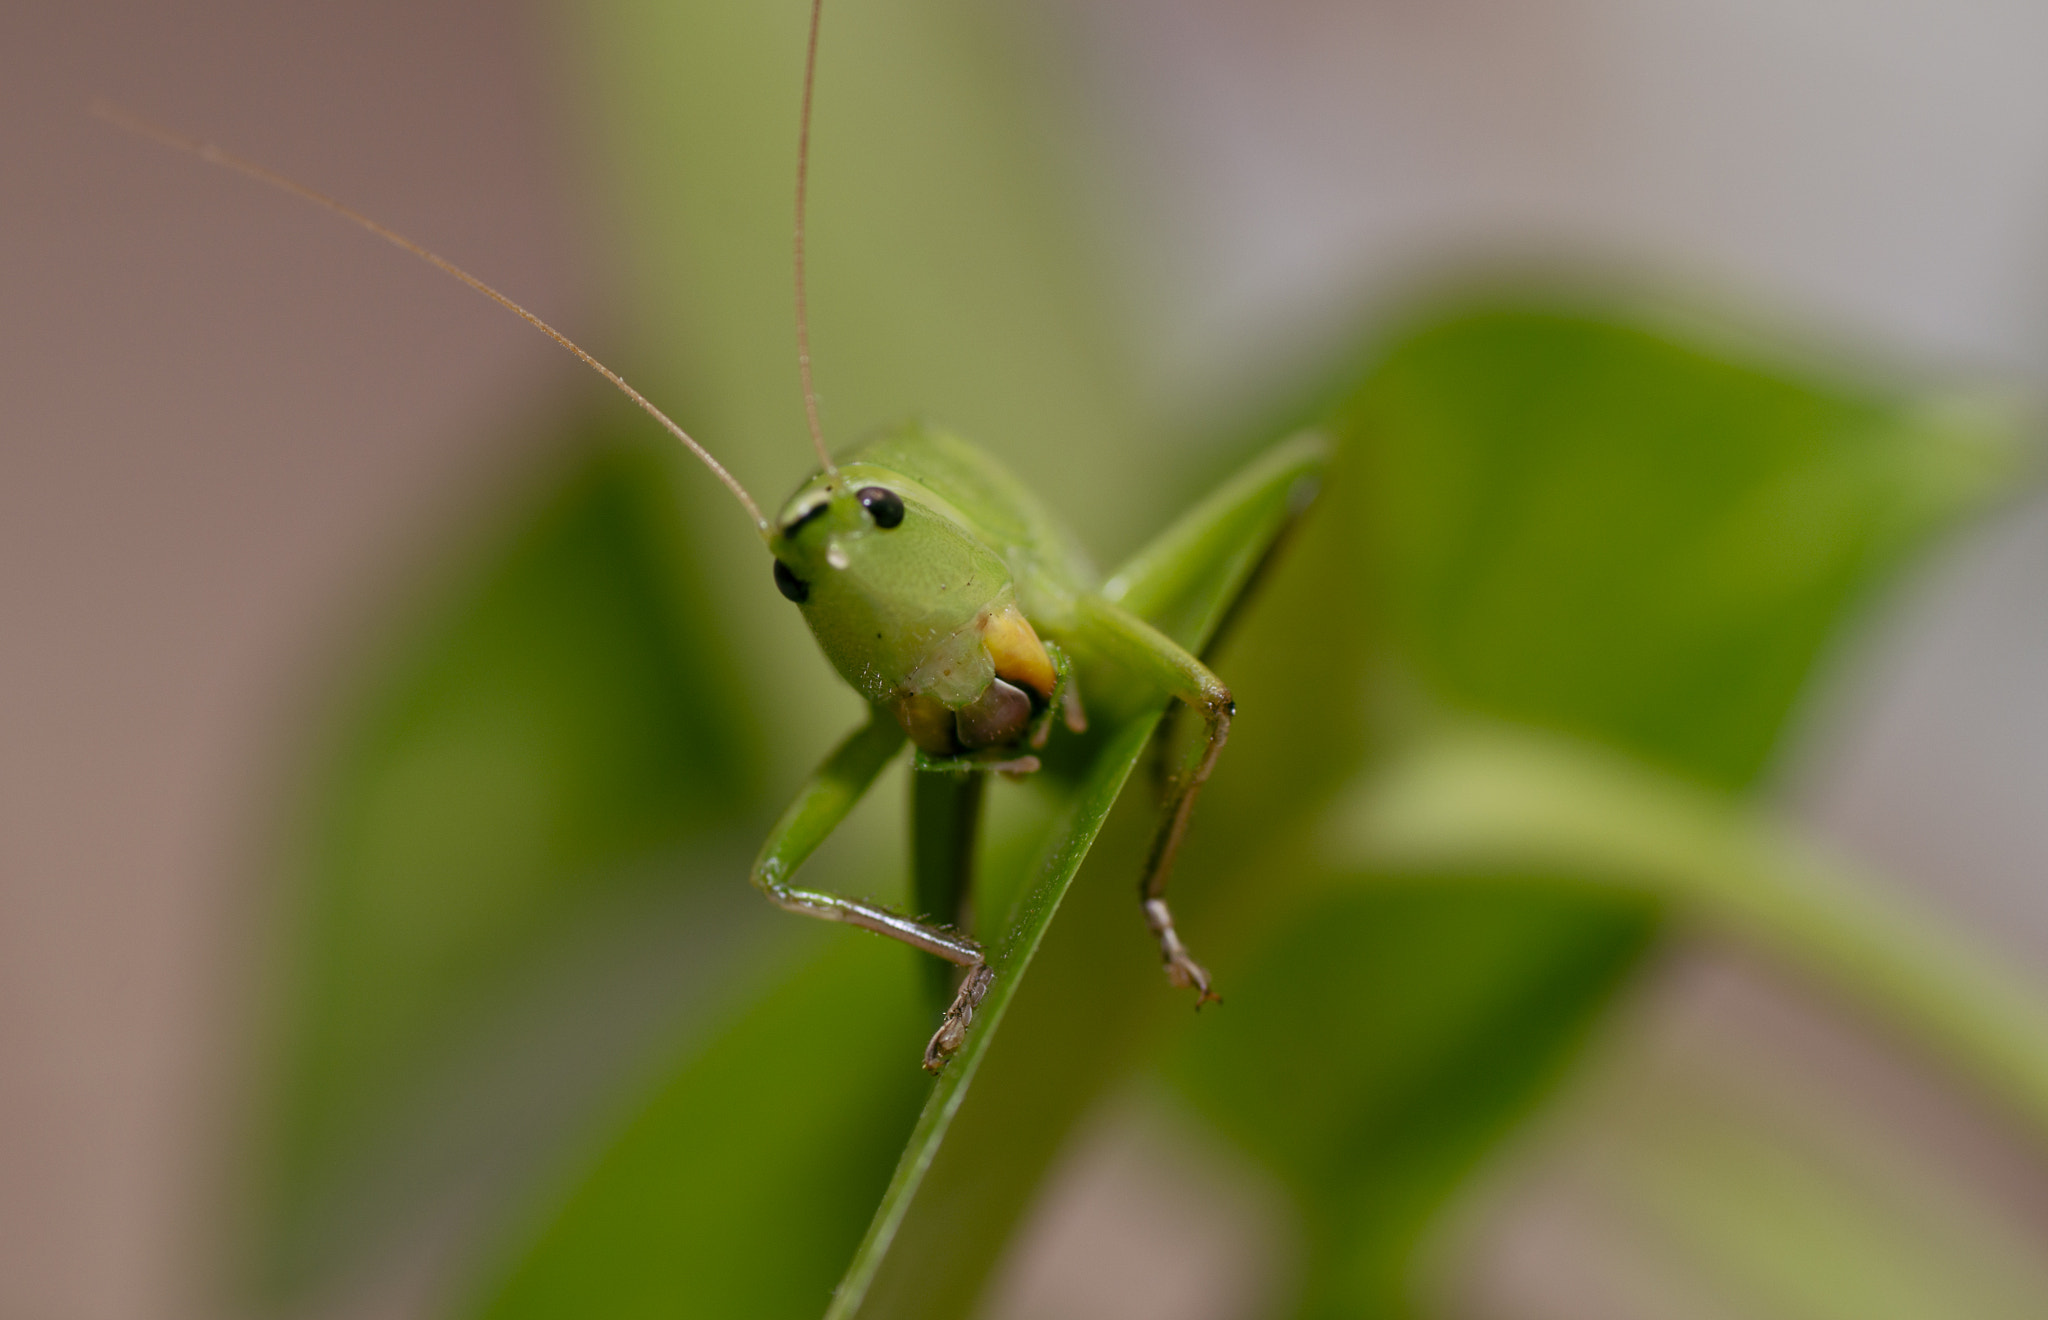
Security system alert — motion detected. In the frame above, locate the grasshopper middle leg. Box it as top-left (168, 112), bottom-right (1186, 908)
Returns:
top-left (1140, 684), bottom-right (1231, 1004)
top-left (1070, 595), bottom-right (1234, 1004)
top-left (1074, 430), bottom-right (1328, 1003)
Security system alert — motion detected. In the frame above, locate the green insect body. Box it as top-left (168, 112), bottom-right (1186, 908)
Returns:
top-left (754, 418), bottom-right (1325, 1069)
top-left (105, 0), bottom-right (1330, 1074)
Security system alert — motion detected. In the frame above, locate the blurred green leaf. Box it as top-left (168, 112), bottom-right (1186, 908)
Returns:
top-left (565, 0), bottom-right (1138, 509)
top-left (1339, 304), bottom-right (2018, 787)
top-left (257, 419), bottom-right (754, 1296)
top-left (1175, 882), bottom-right (1653, 1317)
top-left (469, 936), bottom-right (932, 1320)
top-left (1161, 299), bottom-right (2026, 1317)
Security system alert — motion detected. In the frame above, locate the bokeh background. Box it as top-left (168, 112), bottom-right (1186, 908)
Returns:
top-left (9, 2), bottom-right (2048, 1318)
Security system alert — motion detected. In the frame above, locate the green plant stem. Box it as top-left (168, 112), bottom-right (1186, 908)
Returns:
top-left (1332, 722), bottom-right (2048, 1141)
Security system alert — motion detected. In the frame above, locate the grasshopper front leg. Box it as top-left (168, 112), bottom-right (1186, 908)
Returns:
top-left (751, 711), bottom-right (994, 1069)
top-left (1069, 596), bottom-right (1234, 1003)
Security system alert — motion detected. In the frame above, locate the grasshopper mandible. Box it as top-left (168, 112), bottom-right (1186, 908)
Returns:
top-left (97, 0), bottom-right (1325, 1071)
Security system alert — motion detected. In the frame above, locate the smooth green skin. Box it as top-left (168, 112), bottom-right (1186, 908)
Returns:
top-left (768, 422), bottom-right (1095, 706)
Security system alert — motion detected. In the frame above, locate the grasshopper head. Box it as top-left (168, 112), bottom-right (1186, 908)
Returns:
top-left (769, 470), bottom-right (1057, 757)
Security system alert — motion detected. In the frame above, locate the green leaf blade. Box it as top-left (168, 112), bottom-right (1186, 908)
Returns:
top-left (255, 426), bottom-right (756, 1300)
top-left (824, 714), bottom-right (1160, 1319)
top-left (1341, 303), bottom-right (2022, 788)
top-left (1157, 295), bottom-right (2030, 1315)
top-left (471, 936), bottom-right (932, 1320)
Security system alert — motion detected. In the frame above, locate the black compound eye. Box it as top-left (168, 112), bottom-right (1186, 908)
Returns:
top-left (781, 499), bottom-right (829, 537)
top-left (772, 558), bottom-right (809, 603)
top-left (857, 485), bottom-right (904, 529)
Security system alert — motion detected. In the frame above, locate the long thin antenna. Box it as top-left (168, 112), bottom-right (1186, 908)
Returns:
top-left (90, 98), bottom-right (771, 535)
top-left (792, 0), bottom-right (837, 476)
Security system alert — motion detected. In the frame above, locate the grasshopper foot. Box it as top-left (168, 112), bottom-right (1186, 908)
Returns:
top-left (1163, 948), bottom-right (1222, 1008)
top-left (923, 962), bottom-right (995, 1072)
top-left (1145, 898), bottom-right (1221, 1008)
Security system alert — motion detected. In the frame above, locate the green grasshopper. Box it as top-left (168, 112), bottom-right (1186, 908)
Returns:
top-left (757, 420), bottom-right (1323, 1069)
top-left (97, 0), bottom-right (1325, 1071)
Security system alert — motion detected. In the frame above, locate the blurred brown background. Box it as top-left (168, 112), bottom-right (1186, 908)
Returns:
top-left (2, 3), bottom-right (583, 1315)
top-left (8, 1), bottom-right (2048, 1318)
